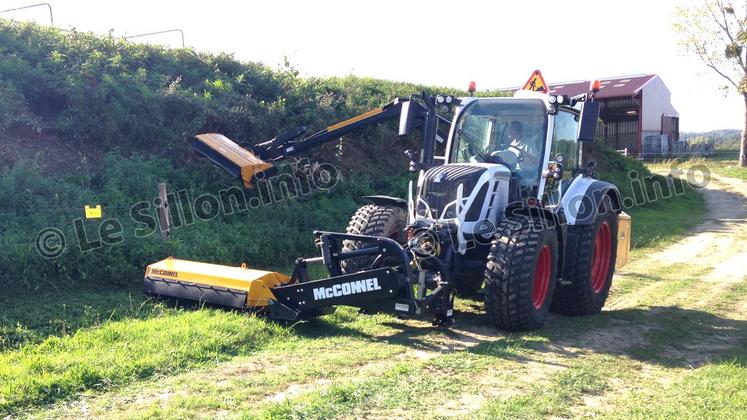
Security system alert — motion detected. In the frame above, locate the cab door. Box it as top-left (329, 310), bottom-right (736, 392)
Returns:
top-left (545, 109), bottom-right (580, 204)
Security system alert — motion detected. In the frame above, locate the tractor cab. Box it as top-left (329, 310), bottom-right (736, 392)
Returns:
top-left (444, 88), bottom-right (600, 202)
top-left (409, 78), bottom-right (601, 255)
top-left (446, 97), bottom-right (550, 199)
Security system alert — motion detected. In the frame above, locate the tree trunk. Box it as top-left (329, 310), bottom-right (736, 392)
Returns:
top-left (742, 94), bottom-right (747, 167)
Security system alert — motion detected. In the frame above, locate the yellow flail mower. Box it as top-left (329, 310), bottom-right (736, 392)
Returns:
top-left (145, 258), bottom-right (290, 309)
top-left (144, 232), bottom-right (413, 321)
top-left (145, 79), bottom-right (631, 331)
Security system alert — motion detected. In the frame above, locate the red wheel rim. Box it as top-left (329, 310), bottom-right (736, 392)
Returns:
top-left (532, 245), bottom-right (552, 309)
top-left (591, 221), bottom-right (612, 293)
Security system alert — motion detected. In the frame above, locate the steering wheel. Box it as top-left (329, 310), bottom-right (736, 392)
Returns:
top-left (468, 143), bottom-right (489, 162)
top-left (490, 149), bottom-right (520, 169)
top-left (507, 144), bottom-right (527, 162)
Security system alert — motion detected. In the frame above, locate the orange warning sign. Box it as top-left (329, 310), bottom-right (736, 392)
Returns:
top-left (522, 70), bottom-right (548, 93)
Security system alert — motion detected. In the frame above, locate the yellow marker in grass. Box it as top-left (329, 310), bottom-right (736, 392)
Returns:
top-left (84, 205), bottom-right (102, 219)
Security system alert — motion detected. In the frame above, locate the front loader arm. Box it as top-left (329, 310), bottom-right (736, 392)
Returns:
top-left (193, 97), bottom-right (418, 188)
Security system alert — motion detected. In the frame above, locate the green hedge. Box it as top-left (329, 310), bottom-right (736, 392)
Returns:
top-left (0, 155), bottom-right (419, 290)
top-left (0, 20), bottom-right (504, 161)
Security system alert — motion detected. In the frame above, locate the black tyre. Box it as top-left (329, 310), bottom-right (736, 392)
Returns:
top-left (484, 216), bottom-right (559, 331)
top-left (551, 199), bottom-right (618, 316)
top-left (341, 204), bottom-right (407, 273)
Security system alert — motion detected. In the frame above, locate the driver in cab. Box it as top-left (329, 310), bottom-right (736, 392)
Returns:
top-left (506, 120), bottom-right (540, 166)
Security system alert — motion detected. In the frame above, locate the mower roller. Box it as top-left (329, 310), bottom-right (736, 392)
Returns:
top-left (144, 257), bottom-right (290, 309)
top-left (145, 71), bottom-right (631, 331)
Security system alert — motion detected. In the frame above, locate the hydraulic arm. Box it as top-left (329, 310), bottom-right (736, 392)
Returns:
top-left (191, 94), bottom-right (451, 187)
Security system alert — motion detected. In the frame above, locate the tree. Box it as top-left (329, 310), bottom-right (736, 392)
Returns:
top-left (675, 0), bottom-right (747, 166)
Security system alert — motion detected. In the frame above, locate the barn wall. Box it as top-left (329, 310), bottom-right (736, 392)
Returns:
top-left (640, 76), bottom-right (679, 132)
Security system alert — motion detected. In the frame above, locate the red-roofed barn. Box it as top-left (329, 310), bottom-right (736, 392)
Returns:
top-left (548, 74), bottom-right (679, 158)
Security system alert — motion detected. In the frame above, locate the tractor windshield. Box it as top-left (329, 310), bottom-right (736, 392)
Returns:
top-left (450, 99), bottom-right (548, 185)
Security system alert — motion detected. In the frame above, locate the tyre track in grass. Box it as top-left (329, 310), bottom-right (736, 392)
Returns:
top-left (32, 309), bottom-right (522, 419)
top-left (552, 174), bottom-right (747, 418)
top-left (27, 318), bottom-right (417, 418)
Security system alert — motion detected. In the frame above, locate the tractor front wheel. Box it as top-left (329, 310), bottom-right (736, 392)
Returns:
top-left (341, 204), bottom-right (407, 273)
top-left (484, 216), bottom-right (558, 331)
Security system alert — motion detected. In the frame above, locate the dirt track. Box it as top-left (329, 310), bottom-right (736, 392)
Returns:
top-left (609, 174), bottom-right (747, 311)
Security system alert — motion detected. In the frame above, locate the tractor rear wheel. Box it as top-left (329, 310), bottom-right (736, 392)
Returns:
top-left (484, 216), bottom-right (558, 331)
top-left (341, 204), bottom-right (407, 273)
top-left (551, 199), bottom-right (618, 316)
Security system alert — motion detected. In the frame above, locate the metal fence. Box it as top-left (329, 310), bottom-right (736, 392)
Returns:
top-left (0, 3), bottom-right (185, 48)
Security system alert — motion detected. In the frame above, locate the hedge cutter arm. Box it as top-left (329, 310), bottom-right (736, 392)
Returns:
top-left (192, 95), bottom-right (448, 187)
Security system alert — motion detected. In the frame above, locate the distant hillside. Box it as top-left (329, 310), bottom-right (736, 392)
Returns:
top-left (681, 129), bottom-right (742, 150)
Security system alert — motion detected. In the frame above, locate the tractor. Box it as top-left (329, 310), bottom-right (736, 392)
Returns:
top-left (144, 71), bottom-right (627, 331)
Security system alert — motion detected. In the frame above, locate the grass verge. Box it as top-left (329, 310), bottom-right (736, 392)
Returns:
top-left (475, 358), bottom-right (616, 419)
top-left (625, 182), bottom-right (706, 251)
top-left (648, 158), bottom-right (747, 181)
top-left (0, 307), bottom-right (288, 415)
top-left (614, 348), bottom-right (747, 418)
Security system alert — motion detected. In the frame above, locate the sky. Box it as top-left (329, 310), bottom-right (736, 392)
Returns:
top-left (1, 0), bottom-right (742, 132)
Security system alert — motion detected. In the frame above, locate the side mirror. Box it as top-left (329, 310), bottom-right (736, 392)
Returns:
top-left (577, 101), bottom-right (600, 142)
